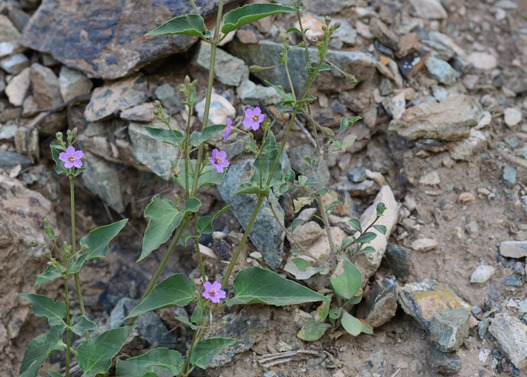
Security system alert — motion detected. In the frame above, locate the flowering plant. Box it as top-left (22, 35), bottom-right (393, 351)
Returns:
top-left (18, 1), bottom-right (385, 377)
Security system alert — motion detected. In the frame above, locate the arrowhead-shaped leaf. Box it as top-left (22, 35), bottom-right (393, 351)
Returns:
top-left (330, 258), bottom-right (361, 300)
top-left (125, 274), bottom-right (195, 319)
top-left (116, 348), bottom-right (182, 377)
top-left (76, 326), bottom-right (135, 377)
top-left (144, 126), bottom-right (184, 149)
top-left (139, 195), bottom-right (183, 262)
top-left (222, 3), bottom-right (298, 34)
top-left (226, 267), bottom-right (327, 306)
top-left (19, 327), bottom-right (65, 377)
top-left (190, 338), bottom-right (238, 369)
top-left (146, 14), bottom-right (206, 38)
top-left (18, 294), bottom-right (66, 327)
top-left (71, 316), bottom-right (98, 336)
top-left (70, 218), bottom-right (128, 273)
top-left (189, 124), bottom-right (225, 147)
top-left (35, 264), bottom-right (66, 286)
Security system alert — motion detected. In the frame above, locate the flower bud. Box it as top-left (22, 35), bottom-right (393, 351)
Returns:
top-left (44, 248), bottom-right (52, 259)
top-left (249, 65), bottom-right (262, 73)
top-left (30, 240), bottom-right (38, 248)
top-left (325, 15), bottom-right (332, 26)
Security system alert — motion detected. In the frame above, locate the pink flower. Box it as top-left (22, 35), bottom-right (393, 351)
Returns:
top-left (210, 148), bottom-right (229, 173)
top-left (59, 146), bottom-right (84, 169)
top-left (202, 281), bottom-right (226, 304)
top-left (243, 107), bottom-right (264, 131)
top-left (223, 117), bottom-right (232, 142)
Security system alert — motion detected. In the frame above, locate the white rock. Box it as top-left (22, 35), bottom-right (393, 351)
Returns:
top-left (195, 92), bottom-right (235, 126)
top-left (467, 52), bottom-right (498, 70)
top-left (0, 53), bottom-right (29, 75)
top-left (388, 92), bottom-right (406, 120)
top-left (411, 237), bottom-right (438, 252)
top-left (5, 67), bottom-right (30, 106)
top-left (419, 171), bottom-right (441, 186)
top-left (409, 0), bottom-right (448, 19)
top-left (470, 265), bottom-right (496, 284)
top-left (504, 107), bottom-right (522, 127)
top-left (449, 128), bottom-right (487, 161)
top-left (475, 111), bottom-right (492, 129)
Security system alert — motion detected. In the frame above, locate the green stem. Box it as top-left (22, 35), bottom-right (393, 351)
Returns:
top-left (193, 215), bottom-right (207, 281)
top-left (184, 104), bottom-right (192, 201)
top-left (64, 277), bottom-right (71, 377)
top-left (182, 324), bottom-right (207, 376)
top-left (314, 194), bottom-right (336, 268)
top-left (127, 216), bottom-right (191, 325)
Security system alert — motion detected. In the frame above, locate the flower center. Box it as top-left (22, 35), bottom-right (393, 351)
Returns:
top-left (252, 115), bottom-right (259, 122)
top-left (68, 154), bottom-right (75, 162)
top-left (214, 157), bottom-right (223, 164)
top-left (209, 288), bottom-right (217, 297)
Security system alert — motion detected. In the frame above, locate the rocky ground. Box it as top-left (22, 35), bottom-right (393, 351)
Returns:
top-left (2, 0), bottom-right (527, 376)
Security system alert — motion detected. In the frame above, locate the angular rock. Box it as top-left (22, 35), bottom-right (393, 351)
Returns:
top-left (227, 40), bottom-right (376, 94)
top-left (195, 92), bottom-right (235, 126)
top-left (354, 186), bottom-right (399, 288)
top-left (411, 237), bottom-right (438, 252)
top-left (0, 53), bottom-right (29, 75)
top-left (59, 66), bottom-right (92, 102)
top-left (503, 274), bottom-right (522, 287)
top-left (398, 280), bottom-right (471, 329)
top-left (193, 41), bottom-right (246, 87)
top-left (385, 243), bottom-right (412, 280)
top-left (504, 107), bottom-right (522, 127)
top-left (396, 32), bottom-right (420, 59)
top-left (409, 0), bottom-right (448, 19)
top-left (419, 171), bottom-right (440, 186)
top-left (425, 55), bottom-right (456, 85)
top-left (467, 52), bottom-right (497, 70)
top-left (330, 18), bottom-right (356, 48)
top-left (237, 67), bottom-right (281, 106)
top-left (5, 67), bottom-right (30, 107)
top-left (288, 144), bottom-right (330, 187)
top-left (0, 15), bottom-right (23, 58)
top-left (0, 151), bottom-right (31, 170)
top-left (470, 265), bottom-right (496, 284)
top-left (0, 70), bottom-right (5, 94)
top-left (0, 176), bottom-right (58, 376)
top-left (448, 128), bottom-right (486, 161)
top-left (429, 308), bottom-right (470, 352)
top-left (500, 241), bottom-right (527, 258)
top-left (129, 121), bottom-right (180, 181)
top-left (304, 226), bottom-right (346, 261)
top-left (84, 73), bottom-right (150, 122)
top-left (429, 347), bottom-right (462, 374)
top-left (21, 0), bottom-right (241, 79)
top-left (30, 63), bottom-right (63, 108)
top-left (489, 313), bottom-right (527, 369)
top-left (120, 102), bottom-right (156, 123)
top-left (218, 159), bottom-right (285, 269)
top-left (369, 18), bottom-right (399, 51)
top-left (356, 276), bottom-right (398, 328)
top-left (383, 92), bottom-right (406, 120)
top-left (388, 95), bottom-right (481, 141)
top-left (502, 165), bottom-right (516, 189)
top-left (288, 221), bottom-right (324, 248)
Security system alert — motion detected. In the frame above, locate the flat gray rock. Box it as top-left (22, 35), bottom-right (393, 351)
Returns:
top-left (488, 313), bottom-right (527, 369)
top-left (21, 0), bottom-right (241, 79)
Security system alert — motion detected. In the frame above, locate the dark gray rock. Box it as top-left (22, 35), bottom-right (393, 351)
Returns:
top-left (226, 40), bottom-right (376, 94)
top-left (218, 159), bottom-right (285, 269)
top-left (356, 276), bottom-right (398, 327)
top-left (503, 274), bottom-right (523, 287)
top-left (288, 144), bottom-right (330, 187)
top-left (21, 0), bottom-right (241, 79)
top-left (346, 167), bottom-right (367, 183)
top-left (429, 347), bottom-right (462, 374)
top-left (385, 243), bottom-right (412, 280)
top-left (0, 150), bottom-right (31, 169)
top-left (429, 308), bottom-right (470, 352)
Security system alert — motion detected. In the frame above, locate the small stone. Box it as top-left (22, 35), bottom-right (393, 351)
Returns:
top-left (154, 83), bottom-right (175, 101)
top-left (295, 15), bottom-right (324, 42)
top-left (331, 19), bottom-right (356, 48)
top-left (503, 274), bottom-right (523, 287)
top-left (356, 276), bottom-right (398, 327)
top-left (396, 33), bottom-right (420, 59)
top-left (383, 91), bottom-right (406, 120)
top-left (409, 0), bottom-right (448, 19)
top-left (495, 0), bottom-right (518, 10)
top-left (120, 102), bottom-right (156, 123)
top-left (195, 92), bottom-right (235, 126)
top-left (58, 66), bottom-right (92, 102)
top-left (449, 128), bottom-right (487, 161)
top-left (0, 124), bottom-right (17, 140)
top-left (235, 25), bottom-right (259, 44)
top-left (466, 221), bottom-right (478, 233)
top-left (0, 15), bottom-right (23, 58)
top-left (502, 165), bottom-right (517, 188)
top-left (488, 313), bottom-right (527, 369)
top-left (347, 167), bottom-right (367, 183)
top-left (429, 347), bottom-right (462, 374)
top-left (369, 18), bottom-right (399, 51)
top-left (429, 308), bottom-right (470, 352)
top-left (385, 243), bottom-right (412, 279)
top-left (457, 192), bottom-right (476, 204)
top-left (30, 63), bottom-right (63, 108)
top-left (409, 359), bottom-right (422, 372)
top-left (194, 40), bottom-right (245, 86)
top-left (288, 221), bottom-right (324, 248)
top-left (0, 150), bottom-right (31, 169)
top-left (504, 107), bottom-right (522, 127)
top-left (379, 78), bottom-right (393, 96)
top-left (419, 171), bottom-right (440, 186)
top-left (411, 237), bottom-right (438, 252)
top-left (425, 55), bottom-right (456, 85)
top-left (467, 52), bottom-right (498, 70)
top-left (5, 67), bottom-right (30, 106)
top-left (470, 265), bottom-right (496, 284)
top-left (237, 68), bottom-right (281, 106)
top-left (0, 53), bottom-right (29, 75)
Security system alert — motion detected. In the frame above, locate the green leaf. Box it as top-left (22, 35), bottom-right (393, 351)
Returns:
top-left (287, 26), bottom-right (302, 34)
top-left (50, 144), bottom-right (69, 176)
top-left (329, 307), bottom-right (343, 320)
top-left (222, 3), bottom-right (298, 34)
top-left (291, 218), bottom-right (304, 232)
top-left (278, 182), bottom-right (289, 194)
top-left (190, 306), bottom-right (207, 326)
top-left (376, 202), bottom-right (387, 217)
top-left (263, 81), bottom-right (295, 102)
top-left (233, 182), bottom-right (270, 196)
top-left (77, 326), bottom-right (135, 377)
top-left (47, 371), bottom-right (63, 377)
top-left (19, 326), bottom-right (65, 377)
top-left (116, 348), bottom-right (182, 377)
top-left (284, 169), bottom-right (295, 183)
top-left (190, 338), bottom-right (238, 369)
top-left (357, 246), bottom-right (376, 255)
top-left (197, 205), bottom-right (230, 234)
top-left (373, 225), bottom-right (387, 235)
top-left (251, 132), bottom-right (282, 188)
top-left (189, 124), bottom-right (225, 147)
top-left (71, 316), bottom-right (98, 336)
top-left (197, 165), bottom-right (225, 188)
top-left (341, 311), bottom-right (362, 336)
top-left (184, 197), bottom-right (201, 214)
top-left (297, 321), bottom-right (331, 341)
top-left (35, 264), bottom-right (66, 286)
top-left (144, 126), bottom-right (185, 149)
top-left (361, 321), bottom-right (374, 335)
top-left (315, 297), bottom-right (331, 322)
top-left (319, 63), bottom-right (331, 72)
top-left (292, 257), bottom-right (310, 272)
top-left (226, 267), bottom-right (327, 306)
top-left (146, 14), bottom-right (206, 38)
top-left (18, 294), bottom-right (66, 327)
top-left (356, 232), bottom-right (377, 244)
top-left (175, 316), bottom-right (197, 330)
top-left (139, 195), bottom-right (183, 262)
top-left (330, 259), bottom-right (361, 300)
top-left (70, 218), bottom-right (128, 274)
top-left (172, 160), bottom-right (224, 190)
top-left (125, 274), bottom-right (195, 319)
top-left (348, 218), bottom-right (362, 233)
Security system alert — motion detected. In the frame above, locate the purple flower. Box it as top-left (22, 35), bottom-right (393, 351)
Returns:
top-left (202, 281), bottom-right (226, 304)
top-left (210, 148), bottom-right (229, 173)
top-left (243, 107), bottom-right (264, 131)
top-left (59, 146), bottom-right (84, 169)
top-left (223, 117), bottom-right (232, 142)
